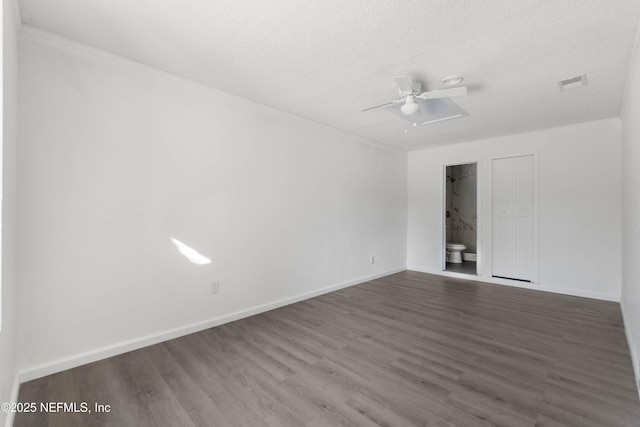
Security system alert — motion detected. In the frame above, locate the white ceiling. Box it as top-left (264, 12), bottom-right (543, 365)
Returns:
top-left (17, 0), bottom-right (640, 151)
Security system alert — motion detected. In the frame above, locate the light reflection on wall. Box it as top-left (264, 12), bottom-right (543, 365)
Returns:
top-left (170, 237), bottom-right (211, 265)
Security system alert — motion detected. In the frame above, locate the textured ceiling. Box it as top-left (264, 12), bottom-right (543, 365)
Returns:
top-left (17, 0), bottom-right (640, 151)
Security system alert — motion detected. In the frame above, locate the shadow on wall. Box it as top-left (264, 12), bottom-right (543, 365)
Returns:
top-left (446, 163), bottom-right (477, 252)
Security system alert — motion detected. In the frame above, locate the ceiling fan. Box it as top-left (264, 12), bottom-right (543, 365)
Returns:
top-left (362, 76), bottom-right (468, 117)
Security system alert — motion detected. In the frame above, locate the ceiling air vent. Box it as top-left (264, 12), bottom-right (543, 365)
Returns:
top-left (558, 74), bottom-right (587, 91)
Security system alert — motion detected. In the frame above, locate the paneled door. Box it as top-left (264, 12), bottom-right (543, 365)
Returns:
top-left (492, 155), bottom-right (535, 281)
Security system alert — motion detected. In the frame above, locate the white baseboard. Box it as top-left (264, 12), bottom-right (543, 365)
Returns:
top-left (19, 267), bottom-right (406, 383)
top-left (407, 266), bottom-right (620, 302)
top-left (620, 300), bottom-right (640, 400)
top-left (4, 374), bottom-right (20, 427)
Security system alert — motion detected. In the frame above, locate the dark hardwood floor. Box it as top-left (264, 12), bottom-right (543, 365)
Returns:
top-left (14, 271), bottom-right (640, 426)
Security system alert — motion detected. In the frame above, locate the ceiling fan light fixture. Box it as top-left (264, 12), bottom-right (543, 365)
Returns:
top-left (400, 97), bottom-right (420, 115)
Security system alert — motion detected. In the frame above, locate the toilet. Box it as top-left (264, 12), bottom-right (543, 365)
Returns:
top-left (446, 243), bottom-right (466, 263)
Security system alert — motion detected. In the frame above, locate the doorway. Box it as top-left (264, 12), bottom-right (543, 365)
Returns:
top-left (444, 162), bottom-right (478, 275)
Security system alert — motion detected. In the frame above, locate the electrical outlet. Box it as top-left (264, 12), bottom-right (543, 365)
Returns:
top-left (371, 256), bottom-right (375, 264)
top-left (210, 281), bottom-right (220, 294)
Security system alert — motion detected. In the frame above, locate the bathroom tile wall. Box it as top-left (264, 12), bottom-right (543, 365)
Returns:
top-left (446, 163), bottom-right (477, 252)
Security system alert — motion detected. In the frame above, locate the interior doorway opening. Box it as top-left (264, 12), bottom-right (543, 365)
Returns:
top-left (444, 162), bottom-right (478, 275)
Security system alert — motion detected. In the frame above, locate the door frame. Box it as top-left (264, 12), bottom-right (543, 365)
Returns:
top-left (487, 152), bottom-right (540, 283)
top-left (442, 160), bottom-right (481, 276)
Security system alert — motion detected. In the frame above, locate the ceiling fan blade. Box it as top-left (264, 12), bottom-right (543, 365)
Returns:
top-left (417, 86), bottom-right (468, 100)
top-left (361, 99), bottom-right (401, 112)
top-left (393, 76), bottom-right (414, 93)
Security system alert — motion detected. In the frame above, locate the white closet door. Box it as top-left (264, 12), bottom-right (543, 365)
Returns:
top-left (492, 155), bottom-right (535, 281)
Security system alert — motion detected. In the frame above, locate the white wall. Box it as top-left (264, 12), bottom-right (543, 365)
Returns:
top-left (621, 20), bottom-right (640, 392)
top-left (0, 0), bottom-right (19, 426)
top-left (17, 29), bottom-right (407, 378)
top-left (408, 118), bottom-right (622, 301)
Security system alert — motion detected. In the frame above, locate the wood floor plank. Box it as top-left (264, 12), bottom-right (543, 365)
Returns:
top-left (344, 392), bottom-right (417, 427)
top-left (14, 271), bottom-right (640, 426)
top-left (144, 344), bottom-right (235, 426)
